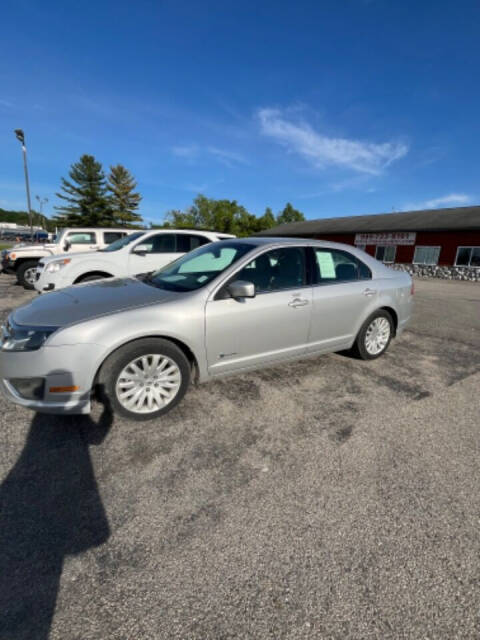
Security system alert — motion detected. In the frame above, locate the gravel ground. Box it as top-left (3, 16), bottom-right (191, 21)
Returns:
top-left (0, 275), bottom-right (479, 640)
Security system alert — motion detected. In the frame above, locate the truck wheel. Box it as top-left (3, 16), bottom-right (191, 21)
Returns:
top-left (17, 260), bottom-right (39, 289)
top-left (98, 338), bottom-right (191, 421)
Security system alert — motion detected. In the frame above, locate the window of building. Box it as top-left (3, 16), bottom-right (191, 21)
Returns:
top-left (314, 248), bottom-right (371, 283)
top-left (356, 244), bottom-right (366, 252)
top-left (413, 246), bottom-right (441, 265)
top-left (455, 247), bottom-right (480, 267)
top-left (375, 245), bottom-right (396, 263)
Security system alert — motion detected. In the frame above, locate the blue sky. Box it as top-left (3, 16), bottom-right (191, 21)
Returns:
top-left (1, 0), bottom-right (479, 224)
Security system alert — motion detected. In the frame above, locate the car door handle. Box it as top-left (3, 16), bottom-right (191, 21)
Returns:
top-left (288, 298), bottom-right (309, 308)
top-left (363, 288), bottom-right (377, 297)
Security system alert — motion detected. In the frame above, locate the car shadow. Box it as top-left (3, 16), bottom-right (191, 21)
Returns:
top-left (0, 396), bottom-right (113, 640)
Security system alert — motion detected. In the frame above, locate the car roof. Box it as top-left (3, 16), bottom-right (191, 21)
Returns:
top-left (230, 236), bottom-right (363, 250)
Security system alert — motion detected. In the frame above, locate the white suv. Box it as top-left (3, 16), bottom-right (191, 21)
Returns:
top-left (2, 227), bottom-right (135, 289)
top-left (34, 229), bottom-right (235, 293)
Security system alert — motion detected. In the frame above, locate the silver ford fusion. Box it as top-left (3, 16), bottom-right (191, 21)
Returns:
top-left (0, 238), bottom-right (413, 421)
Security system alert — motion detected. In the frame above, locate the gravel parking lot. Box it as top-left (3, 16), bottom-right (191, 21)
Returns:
top-left (1, 275), bottom-right (479, 639)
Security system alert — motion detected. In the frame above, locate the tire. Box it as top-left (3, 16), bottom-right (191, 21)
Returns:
top-left (17, 260), bottom-right (39, 289)
top-left (352, 310), bottom-right (393, 360)
top-left (98, 338), bottom-right (191, 421)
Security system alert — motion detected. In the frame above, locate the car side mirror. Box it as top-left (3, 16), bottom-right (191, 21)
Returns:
top-left (133, 244), bottom-right (149, 256)
top-left (228, 280), bottom-right (256, 299)
top-left (64, 240), bottom-right (71, 251)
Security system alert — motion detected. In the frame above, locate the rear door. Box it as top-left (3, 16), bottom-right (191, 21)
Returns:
top-left (205, 246), bottom-right (312, 375)
top-left (307, 247), bottom-right (375, 352)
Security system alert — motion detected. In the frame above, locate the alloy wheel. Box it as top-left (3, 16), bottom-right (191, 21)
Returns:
top-left (364, 317), bottom-right (391, 355)
top-left (115, 354), bottom-right (182, 414)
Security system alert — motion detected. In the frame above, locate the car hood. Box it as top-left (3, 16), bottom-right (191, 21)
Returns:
top-left (12, 243), bottom-right (57, 253)
top-left (39, 250), bottom-right (100, 264)
top-left (13, 277), bottom-right (180, 327)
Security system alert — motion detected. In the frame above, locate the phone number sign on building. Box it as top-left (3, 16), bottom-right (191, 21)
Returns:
top-left (354, 232), bottom-right (416, 246)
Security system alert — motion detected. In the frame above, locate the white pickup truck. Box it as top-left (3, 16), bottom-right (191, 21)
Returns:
top-left (34, 228), bottom-right (235, 293)
top-left (2, 227), bottom-right (135, 289)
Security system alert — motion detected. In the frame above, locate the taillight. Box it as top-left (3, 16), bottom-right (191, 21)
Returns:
top-left (410, 281), bottom-right (415, 296)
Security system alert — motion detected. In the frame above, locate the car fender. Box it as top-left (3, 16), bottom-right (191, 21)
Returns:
top-left (67, 257), bottom-right (121, 283)
top-left (351, 282), bottom-right (400, 341)
top-left (48, 299), bottom-right (208, 387)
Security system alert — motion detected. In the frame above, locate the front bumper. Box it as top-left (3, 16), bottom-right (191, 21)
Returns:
top-left (0, 344), bottom-right (101, 415)
top-left (34, 267), bottom-right (60, 293)
top-left (1, 378), bottom-right (91, 414)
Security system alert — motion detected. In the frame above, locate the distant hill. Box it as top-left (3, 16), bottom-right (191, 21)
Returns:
top-left (0, 207), bottom-right (54, 231)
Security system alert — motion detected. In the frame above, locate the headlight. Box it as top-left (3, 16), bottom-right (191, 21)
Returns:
top-left (45, 258), bottom-right (71, 273)
top-left (1, 319), bottom-right (58, 352)
top-left (9, 253), bottom-right (16, 261)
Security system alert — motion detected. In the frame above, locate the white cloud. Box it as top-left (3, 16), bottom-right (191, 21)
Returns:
top-left (171, 145), bottom-right (246, 167)
top-left (258, 108), bottom-right (408, 175)
top-left (171, 145), bottom-right (199, 160)
top-left (206, 146), bottom-right (247, 167)
top-left (404, 193), bottom-right (473, 210)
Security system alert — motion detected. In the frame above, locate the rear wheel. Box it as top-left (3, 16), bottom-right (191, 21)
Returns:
top-left (98, 338), bottom-right (191, 421)
top-left (352, 310), bottom-right (393, 360)
top-left (17, 260), bottom-right (39, 289)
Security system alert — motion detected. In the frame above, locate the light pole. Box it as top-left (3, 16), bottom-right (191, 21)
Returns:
top-left (35, 195), bottom-right (48, 228)
top-left (14, 129), bottom-right (33, 240)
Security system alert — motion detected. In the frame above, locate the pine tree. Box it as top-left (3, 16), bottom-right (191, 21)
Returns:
top-left (107, 165), bottom-right (143, 226)
top-left (54, 155), bottom-right (113, 227)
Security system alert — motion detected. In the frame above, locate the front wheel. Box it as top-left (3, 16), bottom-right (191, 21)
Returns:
top-left (17, 260), bottom-right (39, 289)
top-left (352, 310), bottom-right (393, 360)
top-left (98, 338), bottom-right (191, 421)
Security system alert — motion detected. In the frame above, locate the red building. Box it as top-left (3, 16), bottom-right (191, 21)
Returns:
top-left (259, 206), bottom-right (480, 268)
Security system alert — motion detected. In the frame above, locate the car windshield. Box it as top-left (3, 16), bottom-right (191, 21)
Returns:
top-left (101, 232), bottom-right (145, 252)
top-left (143, 240), bottom-right (255, 292)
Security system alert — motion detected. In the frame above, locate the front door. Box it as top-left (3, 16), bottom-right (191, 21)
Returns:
top-left (128, 232), bottom-right (182, 274)
top-left (206, 246), bottom-right (312, 375)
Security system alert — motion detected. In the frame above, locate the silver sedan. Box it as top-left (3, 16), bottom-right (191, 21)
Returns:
top-left (0, 238), bottom-right (413, 421)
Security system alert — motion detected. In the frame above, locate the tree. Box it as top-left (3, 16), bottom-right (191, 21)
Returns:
top-left (54, 155), bottom-right (113, 227)
top-left (107, 165), bottom-right (143, 226)
top-left (164, 194), bottom-right (252, 236)
top-left (160, 196), bottom-right (305, 236)
top-left (276, 202), bottom-right (305, 225)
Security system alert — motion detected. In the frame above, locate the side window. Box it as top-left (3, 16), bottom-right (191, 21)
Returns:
top-left (67, 232), bottom-right (96, 245)
top-left (314, 248), bottom-right (371, 284)
top-left (103, 232), bottom-right (126, 244)
top-left (235, 247), bottom-right (306, 292)
top-left (176, 234), bottom-right (211, 253)
top-left (138, 233), bottom-right (176, 254)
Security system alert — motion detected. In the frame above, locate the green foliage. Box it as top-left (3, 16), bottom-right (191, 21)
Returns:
top-left (54, 154), bottom-right (114, 227)
top-left (161, 196), bottom-right (305, 237)
top-left (276, 202), bottom-right (305, 225)
top-left (0, 208), bottom-right (55, 232)
top-left (107, 164), bottom-right (143, 226)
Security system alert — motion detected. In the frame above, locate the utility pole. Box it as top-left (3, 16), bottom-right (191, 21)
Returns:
top-left (14, 129), bottom-right (33, 240)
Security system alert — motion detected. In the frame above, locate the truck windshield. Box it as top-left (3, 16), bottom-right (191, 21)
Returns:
top-left (101, 232), bottom-right (145, 252)
top-left (143, 241), bottom-right (255, 292)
